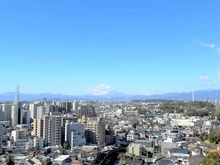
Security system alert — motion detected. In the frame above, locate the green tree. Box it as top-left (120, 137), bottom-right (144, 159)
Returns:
top-left (130, 153), bottom-right (135, 159)
top-left (199, 134), bottom-right (204, 142)
top-left (201, 152), bottom-right (220, 165)
top-left (165, 109), bottom-right (174, 113)
top-left (176, 108), bottom-right (184, 113)
top-left (186, 109), bottom-right (198, 116)
top-left (208, 126), bottom-right (220, 144)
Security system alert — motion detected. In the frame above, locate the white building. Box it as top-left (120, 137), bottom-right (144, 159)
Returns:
top-left (11, 105), bottom-right (18, 125)
top-left (14, 139), bottom-right (32, 151)
top-left (204, 120), bottom-right (219, 126)
top-left (11, 129), bottom-right (27, 142)
top-left (53, 155), bottom-right (71, 165)
top-left (29, 103), bottom-right (38, 119)
top-left (65, 122), bottom-right (86, 150)
top-left (114, 108), bottom-right (124, 117)
top-left (72, 101), bottom-right (78, 111)
top-left (127, 130), bottom-right (138, 142)
top-left (14, 156), bottom-right (29, 164)
top-left (33, 137), bottom-right (44, 150)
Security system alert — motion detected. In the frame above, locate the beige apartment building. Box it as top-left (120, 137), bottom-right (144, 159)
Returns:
top-left (84, 117), bottom-right (105, 146)
top-left (32, 118), bottom-right (43, 137)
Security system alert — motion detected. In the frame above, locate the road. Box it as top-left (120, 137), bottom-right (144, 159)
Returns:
top-left (90, 147), bottom-right (126, 165)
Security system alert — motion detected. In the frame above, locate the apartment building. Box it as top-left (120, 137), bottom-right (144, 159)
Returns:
top-left (32, 118), bottom-right (43, 138)
top-left (84, 117), bottom-right (105, 145)
top-left (65, 122), bottom-right (86, 150)
top-left (43, 112), bottom-right (62, 146)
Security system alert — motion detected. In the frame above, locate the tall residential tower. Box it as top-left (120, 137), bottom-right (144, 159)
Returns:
top-left (11, 85), bottom-right (22, 125)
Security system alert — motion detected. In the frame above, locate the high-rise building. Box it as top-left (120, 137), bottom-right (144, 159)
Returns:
top-left (66, 101), bottom-right (71, 112)
top-left (72, 101), bottom-right (78, 111)
top-left (45, 104), bottom-right (58, 113)
top-left (29, 103), bottom-right (38, 120)
top-left (65, 122), bottom-right (86, 150)
top-left (22, 110), bottom-right (30, 124)
top-left (76, 105), bottom-right (96, 118)
top-left (43, 112), bottom-right (62, 146)
top-left (2, 103), bottom-right (12, 121)
top-left (32, 118), bottom-right (44, 138)
top-left (59, 101), bottom-right (71, 112)
top-left (76, 107), bottom-right (88, 119)
top-left (11, 85), bottom-right (22, 125)
top-left (0, 123), bottom-right (3, 154)
top-left (85, 117), bottom-right (105, 145)
top-left (36, 106), bottom-right (46, 119)
top-left (61, 115), bottom-right (78, 146)
top-left (11, 105), bottom-right (18, 125)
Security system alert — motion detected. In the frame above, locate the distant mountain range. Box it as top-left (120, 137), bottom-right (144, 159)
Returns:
top-left (0, 89), bottom-right (220, 101)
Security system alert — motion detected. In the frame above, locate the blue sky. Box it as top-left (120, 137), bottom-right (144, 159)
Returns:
top-left (0, 0), bottom-right (220, 95)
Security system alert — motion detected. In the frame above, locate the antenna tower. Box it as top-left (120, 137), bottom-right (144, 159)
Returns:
top-left (15, 85), bottom-right (19, 104)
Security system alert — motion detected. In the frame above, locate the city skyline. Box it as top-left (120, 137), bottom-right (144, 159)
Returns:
top-left (1, 1), bottom-right (220, 95)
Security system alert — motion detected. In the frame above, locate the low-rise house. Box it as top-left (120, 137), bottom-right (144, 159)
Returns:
top-left (168, 148), bottom-right (189, 165)
top-left (181, 141), bottom-right (198, 150)
top-left (161, 137), bottom-right (178, 156)
top-left (188, 155), bottom-right (204, 165)
top-left (14, 156), bottom-right (29, 165)
top-left (191, 147), bottom-right (202, 156)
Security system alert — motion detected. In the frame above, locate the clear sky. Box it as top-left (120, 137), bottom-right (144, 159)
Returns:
top-left (0, 0), bottom-right (220, 95)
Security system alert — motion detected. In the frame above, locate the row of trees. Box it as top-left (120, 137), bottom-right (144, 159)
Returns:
top-left (161, 107), bottom-right (209, 117)
top-left (186, 109), bottom-right (209, 117)
top-left (161, 101), bottom-right (215, 111)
